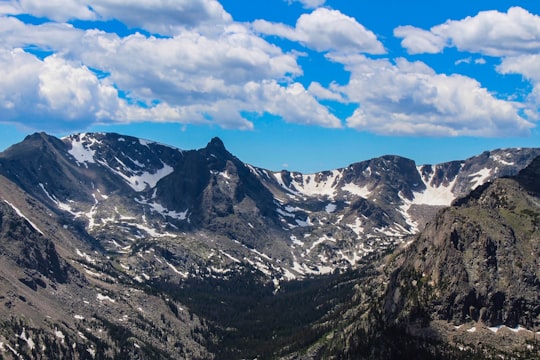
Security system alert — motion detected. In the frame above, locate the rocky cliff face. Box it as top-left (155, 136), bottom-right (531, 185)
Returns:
top-left (361, 156), bottom-right (540, 359)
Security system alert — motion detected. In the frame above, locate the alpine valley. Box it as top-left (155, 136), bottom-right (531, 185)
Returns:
top-left (0, 132), bottom-right (539, 359)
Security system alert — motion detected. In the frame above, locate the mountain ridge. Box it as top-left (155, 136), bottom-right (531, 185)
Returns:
top-left (0, 131), bottom-right (538, 280)
top-left (0, 131), bottom-right (539, 358)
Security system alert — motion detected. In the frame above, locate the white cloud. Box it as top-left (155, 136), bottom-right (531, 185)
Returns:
top-left (287, 0), bottom-right (326, 9)
top-left (1, 0), bottom-right (95, 22)
top-left (0, 49), bottom-right (126, 130)
top-left (395, 7), bottom-right (540, 57)
top-left (0, 16), bottom-right (84, 52)
top-left (454, 57), bottom-right (486, 66)
top-left (475, 58), bottom-right (486, 65)
top-left (250, 81), bottom-right (342, 128)
top-left (72, 25), bottom-right (302, 102)
top-left (307, 82), bottom-right (345, 102)
top-left (498, 54), bottom-right (540, 117)
top-left (90, 0), bottom-right (232, 34)
top-left (0, 1), bottom-right (534, 138)
top-left (1, 0), bottom-right (232, 33)
top-left (454, 57), bottom-right (471, 66)
top-left (254, 8), bottom-right (385, 54)
top-left (327, 55), bottom-right (533, 136)
top-left (393, 26), bottom-right (446, 54)
top-left (394, 6), bottom-right (540, 123)
top-left (0, 11), bottom-right (342, 131)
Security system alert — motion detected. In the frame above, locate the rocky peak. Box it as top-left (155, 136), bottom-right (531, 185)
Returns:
top-left (384, 155), bottom-right (540, 330)
top-left (207, 136), bottom-right (225, 150)
top-left (203, 137), bottom-right (228, 157)
top-left (515, 155), bottom-right (540, 194)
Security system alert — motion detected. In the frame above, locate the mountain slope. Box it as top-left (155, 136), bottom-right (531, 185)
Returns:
top-left (0, 132), bottom-right (538, 281)
top-left (284, 157), bottom-right (540, 360)
top-left (385, 157), bottom-right (540, 329)
top-left (0, 132), bottom-right (539, 359)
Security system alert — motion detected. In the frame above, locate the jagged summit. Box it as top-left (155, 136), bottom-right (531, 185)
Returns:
top-left (206, 136), bottom-right (226, 150)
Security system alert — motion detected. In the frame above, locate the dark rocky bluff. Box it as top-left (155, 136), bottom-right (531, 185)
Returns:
top-left (368, 156), bottom-right (540, 359)
top-left (152, 137), bottom-right (282, 248)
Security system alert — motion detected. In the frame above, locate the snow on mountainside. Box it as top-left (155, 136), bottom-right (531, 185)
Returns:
top-left (65, 132), bottom-right (177, 191)
top-left (0, 132), bottom-right (538, 358)
top-left (0, 132), bottom-right (539, 284)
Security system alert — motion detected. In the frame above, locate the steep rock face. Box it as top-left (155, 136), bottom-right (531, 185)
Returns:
top-left (385, 157), bottom-right (540, 329)
top-left (152, 137), bottom-right (283, 250)
top-left (154, 137), bottom-right (279, 226)
top-left (0, 201), bottom-right (75, 287)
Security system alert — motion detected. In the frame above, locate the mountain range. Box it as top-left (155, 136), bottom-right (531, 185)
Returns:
top-left (0, 132), bottom-right (538, 359)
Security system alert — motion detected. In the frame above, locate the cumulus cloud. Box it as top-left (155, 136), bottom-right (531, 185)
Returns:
top-left (326, 55), bottom-right (533, 136)
top-left (0, 1), bottom-right (535, 138)
top-left (0, 48), bottom-right (126, 130)
top-left (1, 0), bottom-right (231, 33)
top-left (395, 7), bottom-right (540, 56)
top-left (90, 0), bottom-right (232, 34)
top-left (253, 8), bottom-right (385, 54)
top-left (498, 54), bottom-right (540, 117)
top-left (245, 81), bottom-right (342, 127)
top-left (393, 26), bottom-right (446, 54)
top-left (307, 82), bottom-right (345, 102)
top-left (1, 0), bottom-right (95, 22)
top-left (0, 5), bottom-right (342, 131)
top-left (287, 0), bottom-right (326, 9)
top-left (69, 25), bottom-right (302, 103)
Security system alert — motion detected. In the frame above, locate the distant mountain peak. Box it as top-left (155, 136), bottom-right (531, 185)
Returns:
top-left (206, 136), bottom-right (226, 151)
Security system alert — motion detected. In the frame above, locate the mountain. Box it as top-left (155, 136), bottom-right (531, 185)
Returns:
top-left (301, 156), bottom-right (540, 359)
top-left (379, 155), bottom-right (540, 356)
top-left (1, 132), bottom-right (538, 282)
top-left (0, 131), bottom-right (538, 358)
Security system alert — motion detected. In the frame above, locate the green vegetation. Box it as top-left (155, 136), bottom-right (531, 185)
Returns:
top-left (152, 268), bottom-right (362, 359)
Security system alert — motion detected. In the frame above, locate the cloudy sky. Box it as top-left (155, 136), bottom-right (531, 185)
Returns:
top-left (0, 0), bottom-right (539, 172)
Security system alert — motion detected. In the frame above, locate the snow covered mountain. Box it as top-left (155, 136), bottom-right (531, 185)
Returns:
top-left (0, 132), bottom-right (538, 284)
top-left (0, 131), bottom-right (539, 358)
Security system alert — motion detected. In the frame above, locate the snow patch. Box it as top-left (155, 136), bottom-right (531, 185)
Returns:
top-left (68, 133), bottom-right (98, 166)
top-left (76, 249), bottom-right (96, 264)
top-left (411, 166), bottom-right (457, 206)
top-left (325, 203), bottom-right (337, 213)
top-left (19, 328), bottom-right (35, 350)
top-left (290, 235), bottom-right (305, 247)
top-left (39, 183), bottom-right (78, 215)
top-left (342, 183), bottom-right (371, 198)
top-left (54, 330), bottom-right (65, 343)
top-left (166, 261), bottom-right (188, 278)
top-left (307, 234), bottom-right (336, 254)
top-left (295, 217), bottom-right (313, 227)
top-left (347, 217), bottom-right (365, 236)
top-left (97, 293), bottom-right (115, 303)
top-left (136, 198), bottom-right (189, 220)
top-left (4, 200), bottom-right (44, 235)
top-left (274, 170), bottom-right (342, 198)
top-left (220, 250), bottom-right (241, 263)
top-left (491, 153), bottom-right (514, 166)
top-left (469, 168), bottom-right (492, 189)
top-left (98, 159), bottom-right (173, 192)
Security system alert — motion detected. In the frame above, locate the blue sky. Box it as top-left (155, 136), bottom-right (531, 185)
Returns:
top-left (0, 1), bottom-right (539, 172)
